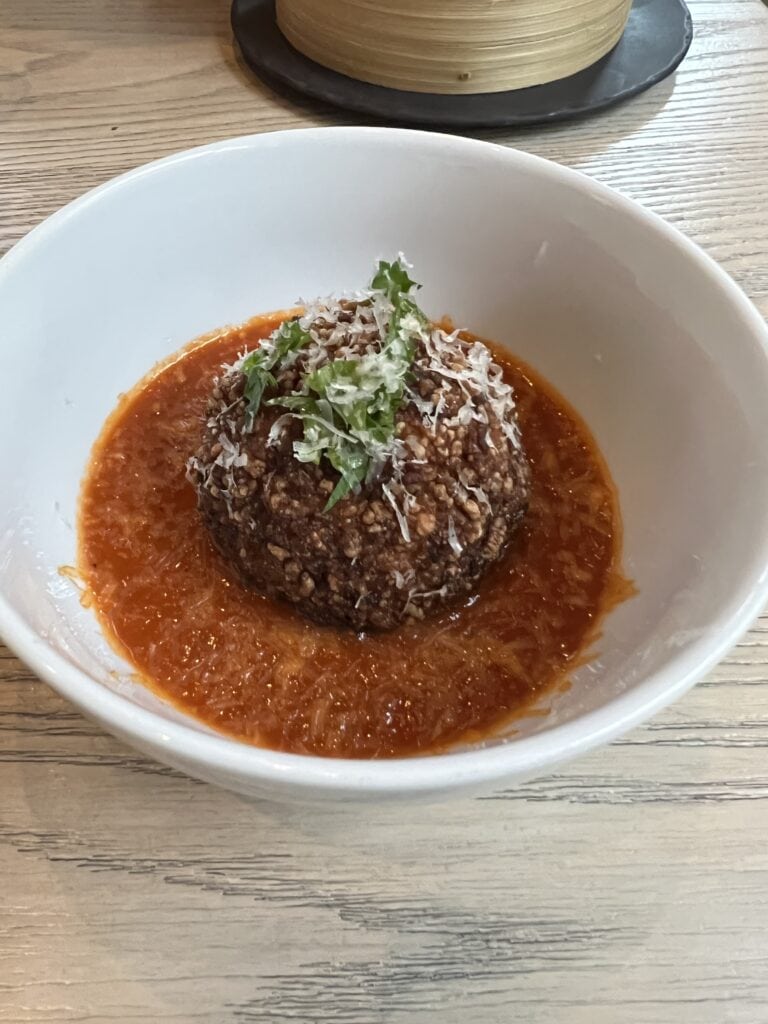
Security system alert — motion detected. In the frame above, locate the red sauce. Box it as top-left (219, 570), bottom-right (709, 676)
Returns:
top-left (79, 314), bottom-right (630, 758)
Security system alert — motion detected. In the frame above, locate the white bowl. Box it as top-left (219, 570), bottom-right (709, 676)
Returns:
top-left (2, 128), bottom-right (768, 803)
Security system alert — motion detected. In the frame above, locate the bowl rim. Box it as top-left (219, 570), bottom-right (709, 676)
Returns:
top-left (3, 125), bottom-right (768, 794)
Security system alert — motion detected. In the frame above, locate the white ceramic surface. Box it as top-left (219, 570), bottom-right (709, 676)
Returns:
top-left (2, 127), bottom-right (768, 803)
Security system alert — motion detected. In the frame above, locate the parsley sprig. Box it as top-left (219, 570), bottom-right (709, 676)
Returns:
top-left (240, 318), bottom-right (310, 428)
top-left (240, 258), bottom-right (426, 511)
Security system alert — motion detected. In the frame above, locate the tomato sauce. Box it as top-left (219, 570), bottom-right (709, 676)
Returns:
top-left (78, 314), bottom-right (630, 758)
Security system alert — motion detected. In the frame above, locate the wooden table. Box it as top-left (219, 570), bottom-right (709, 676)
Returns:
top-left (3, 2), bottom-right (768, 1021)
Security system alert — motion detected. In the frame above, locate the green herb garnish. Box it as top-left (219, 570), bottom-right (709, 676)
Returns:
top-left (241, 258), bottom-right (426, 511)
top-left (240, 318), bottom-right (310, 427)
top-left (370, 258), bottom-right (419, 304)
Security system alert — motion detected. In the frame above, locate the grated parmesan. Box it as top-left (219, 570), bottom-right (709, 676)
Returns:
top-left (197, 257), bottom-right (525, 545)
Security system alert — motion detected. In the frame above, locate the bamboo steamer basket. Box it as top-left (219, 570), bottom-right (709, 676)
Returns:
top-left (275, 0), bottom-right (633, 95)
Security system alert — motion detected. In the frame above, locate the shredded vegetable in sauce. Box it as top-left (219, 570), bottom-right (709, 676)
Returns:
top-left (79, 314), bottom-right (630, 758)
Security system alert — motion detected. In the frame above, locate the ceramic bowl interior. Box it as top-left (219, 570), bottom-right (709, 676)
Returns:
top-left (2, 128), bottom-right (768, 800)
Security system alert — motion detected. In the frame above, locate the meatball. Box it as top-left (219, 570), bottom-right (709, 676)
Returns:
top-left (188, 297), bottom-right (529, 631)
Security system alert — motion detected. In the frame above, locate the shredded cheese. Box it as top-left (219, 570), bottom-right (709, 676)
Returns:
top-left (195, 258), bottom-right (525, 545)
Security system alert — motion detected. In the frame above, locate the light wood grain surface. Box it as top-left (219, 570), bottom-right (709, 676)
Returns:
top-left (3, 2), bottom-right (768, 1021)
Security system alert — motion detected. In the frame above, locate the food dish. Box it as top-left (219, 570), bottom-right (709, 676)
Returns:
top-left (1, 129), bottom-right (768, 800)
top-left (232, 0), bottom-right (693, 129)
top-left (190, 260), bottom-right (532, 631)
top-left (79, 259), bottom-right (626, 757)
top-left (275, 0), bottom-right (632, 94)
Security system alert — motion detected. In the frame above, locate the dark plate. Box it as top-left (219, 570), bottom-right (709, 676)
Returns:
top-left (231, 0), bottom-right (692, 129)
